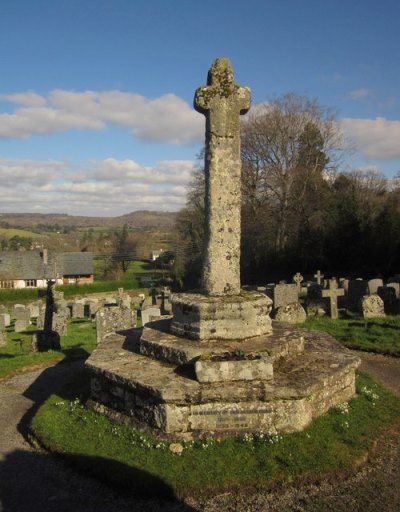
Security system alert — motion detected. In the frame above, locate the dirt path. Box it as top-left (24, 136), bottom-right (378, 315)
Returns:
top-left (0, 352), bottom-right (399, 512)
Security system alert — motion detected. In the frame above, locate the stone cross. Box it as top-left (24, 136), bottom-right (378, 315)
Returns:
top-left (194, 57), bottom-right (251, 296)
top-left (314, 270), bottom-right (324, 286)
top-left (322, 279), bottom-right (344, 320)
top-left (293, 272), bottom-right (304, 292)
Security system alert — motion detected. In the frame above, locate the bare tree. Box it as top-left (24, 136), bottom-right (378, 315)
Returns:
top-left (240, 93), bottom-right (344, 254)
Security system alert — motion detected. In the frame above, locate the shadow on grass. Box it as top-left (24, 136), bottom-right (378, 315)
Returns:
top-left (7, 360), bottom-right (199, 509)
top-left (0, 449), bottom-right (199, 511)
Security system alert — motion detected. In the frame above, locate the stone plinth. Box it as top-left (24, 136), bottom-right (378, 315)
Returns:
top-left (170, 291), bottom-right (272, 341)
top-left (86, 323), bottom-right (360, 438)
top-left (140, 319), bottom-right (303, 366)
top-left (195, 355), bottom-right (273, 383)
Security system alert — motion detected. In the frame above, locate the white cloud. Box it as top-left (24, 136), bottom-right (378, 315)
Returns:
top-left (0, 157), bottom-right (192, 215)
top-left (0, 89), bottom-right (203, 144)
top-left (348, 88), bottom-right (370, 100)
top-left (341, 117), bottom-right (400, 160)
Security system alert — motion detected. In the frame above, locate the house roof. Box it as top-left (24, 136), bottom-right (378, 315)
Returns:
top-left (0, 250), bottom-right (93, 280)
top-left (62, 252), bottom-right (93, 276)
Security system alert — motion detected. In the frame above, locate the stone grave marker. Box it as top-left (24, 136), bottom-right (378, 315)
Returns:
top-left (14, 319), bottom-right (28, 333)
top-left (322, 279), bottom-right (344, 320)
top-left (368, 278), bottom-right (384, 295)
top-left (141, 307), bottom-right (162, 326)
top-left (347, 279), bottom-right (368, 311)
top-left (0, 313), bottom-right (11, 329)
top-left (377, 286), bottom-right (397, 314)
top-left (313, 270), bottom-right (324, 286)
top-left (293, 272), bottom-right (304, 292)
top-left (71, 300), bottom-right (85, 318)
top-left (362, 294), bottom-right (385, 318)
top-left (305, 284), bottom-right (328, 316)
top-left (273, 283), bottom-right (298, 310)
top-left (12, 304), bottom-right (25, 317)
top-left (15, 307), bottom-right (30, 324)
top-left (96, 305), bottom-right (137, 343)
top-left (387, 282), bottom-right (400, 298)
top-left (0, 329), bottom-right (6, 347)
top-left (275, 302), bottom-right (306, 324)
top-left (27, 302), bottom-right (40, 319)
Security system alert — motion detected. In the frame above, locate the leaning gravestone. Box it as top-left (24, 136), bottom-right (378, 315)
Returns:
top-left (96, 305), bottom-right (137, 343)
top-left (362, 294), bottom-right (385, 318)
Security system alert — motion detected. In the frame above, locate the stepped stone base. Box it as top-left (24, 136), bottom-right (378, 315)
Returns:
top-left (86, 321), bottom-right (360, 439)
top-left (170, 291), bottom-right (273, 340)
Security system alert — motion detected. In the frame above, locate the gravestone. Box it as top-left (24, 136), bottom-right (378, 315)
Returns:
top-left (0, 313), bottom-right (11, 329)
top-left (313, 270), bottom-right (324, 286)
top-left (305, 284), bottom-right (328, 316)
top-left (0, 329), bottom-right (6, 347)
top-left (86, 298), bottom-right (100, 318)
top-left (362, 294), bottom-right (385, 318)
top-left (387, 282), bottom-right (400, 299)
top-left (273, 284), bottom-right (298, 310)
top-left (275, 303), bottom-right (306, 324)
top-left (14, 319), bottom-right (28, 333)
top-left (71, 300), bottom-right (85, 318)
top-left (377, 286), bottom-right (397, 314)
top-left (141, 307), bottom-right (162, 326)
top-left (15, 307), bottom-right (30, 324)
top-left (28, 302), bottom-right (40, 319)
top-left (96, 305), bottom-right (137, 343)
top-left (347, 280), bottom-right (368, 311)
top-left (293, 273), bottom-right (304, 292)
top-left (322, 279), bottom-right (344, 320)
top-left (368, 278), bottom-right (384, 295)
top-left (12, 304), bottom-right (25, 318)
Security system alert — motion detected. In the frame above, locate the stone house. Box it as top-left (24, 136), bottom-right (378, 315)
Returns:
top-left (0, 249), bottom-right (94, 289)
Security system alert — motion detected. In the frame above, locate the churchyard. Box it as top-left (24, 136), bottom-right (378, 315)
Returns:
top-left (1, 58), bottom-right (400, 503)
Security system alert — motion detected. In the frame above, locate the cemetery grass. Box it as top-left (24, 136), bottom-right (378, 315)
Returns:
top-left (0, 318), bottom-right (96, 379)
top-left (304, 313), bottom-right (400, 356)
top-left (31, 372), bottom-right (400, 499)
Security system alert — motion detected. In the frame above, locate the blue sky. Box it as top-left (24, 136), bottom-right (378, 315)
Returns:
top-left (1, 0), bottom-right (399, 216)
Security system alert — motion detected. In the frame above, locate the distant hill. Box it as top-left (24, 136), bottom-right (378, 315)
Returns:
top-left (0, 210), bottom-right (177, 230)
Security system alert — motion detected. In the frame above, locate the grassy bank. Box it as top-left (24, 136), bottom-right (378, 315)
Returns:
top-left (304, 314), bottom-right (400, 356)
top-left (30, 372), bottom-right (400, 499)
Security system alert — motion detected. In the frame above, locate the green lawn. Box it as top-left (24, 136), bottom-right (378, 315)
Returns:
top-left (0, 318), bottom-right (96, 379)
top-left (30, 371), bottom-right (400, 499)
top-left (304, 313), bottom-right (400, 356)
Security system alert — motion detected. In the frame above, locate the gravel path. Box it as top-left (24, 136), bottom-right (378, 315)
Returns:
top-left (0, 352), bottom-right (399, 512)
